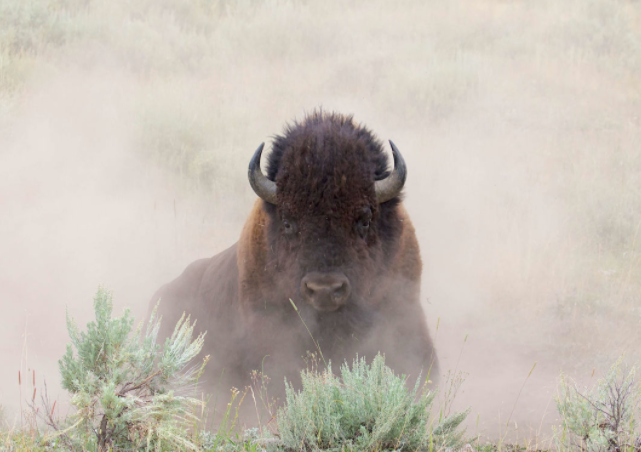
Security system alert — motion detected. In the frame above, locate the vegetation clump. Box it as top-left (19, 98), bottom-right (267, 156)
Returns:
top-left (55, 287), bottom-right (208, 451)
top-left (556, 357), bottom-right (641, 452)
top-left (277, 354), bottom-right (469, 452)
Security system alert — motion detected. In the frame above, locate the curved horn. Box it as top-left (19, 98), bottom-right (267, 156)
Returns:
top-left (375, 140), bottom-right (407, 203)
top-left (248, 143), bottom-right (277, 204)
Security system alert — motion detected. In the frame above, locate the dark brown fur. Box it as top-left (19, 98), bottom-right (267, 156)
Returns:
top-left (148, 112), bottom-right (438, 404)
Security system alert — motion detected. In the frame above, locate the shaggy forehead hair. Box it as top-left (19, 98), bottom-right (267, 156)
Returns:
top-left (266, 111), bottom-right (391, 185)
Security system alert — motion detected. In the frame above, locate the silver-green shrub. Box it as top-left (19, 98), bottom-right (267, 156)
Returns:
top-left (556, 357), bottom-right (641, 452)
top-left (277, 354), bottom-right (468, 452)
top-left (58, 287), bottom-right (207, 451)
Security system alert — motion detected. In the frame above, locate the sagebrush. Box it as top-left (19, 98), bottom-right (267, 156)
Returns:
top-left (277, 353), bottom-right (469, 452)
top-left (556, 357), bottom-right (641, 452)
top-left (55, 287), bottom-right (208, 451)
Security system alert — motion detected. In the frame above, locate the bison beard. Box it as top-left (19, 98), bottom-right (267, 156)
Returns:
top-left (148, 111), bottom-right (439, 417)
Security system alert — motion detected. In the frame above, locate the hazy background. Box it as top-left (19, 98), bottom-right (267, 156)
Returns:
top-left (1, 0), bottom-right (640, 444)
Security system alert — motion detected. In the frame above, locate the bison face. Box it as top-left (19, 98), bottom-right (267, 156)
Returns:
top-left (272, 201), bottom-right (378, 314)
top-left (248, 113), bottom-right (407, 321)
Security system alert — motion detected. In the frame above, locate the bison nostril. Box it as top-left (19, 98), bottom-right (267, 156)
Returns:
top-left (333, 283), bottom-right (347, 300)
top-left (304, 283), bottom-right (314, 297)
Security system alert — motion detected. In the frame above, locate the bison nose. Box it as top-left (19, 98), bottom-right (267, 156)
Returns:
top-left (301, 272), bottom-right (351, 312)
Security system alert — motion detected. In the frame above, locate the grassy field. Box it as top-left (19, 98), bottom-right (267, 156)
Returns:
top-left (1, 0), bottom-right (640, 448)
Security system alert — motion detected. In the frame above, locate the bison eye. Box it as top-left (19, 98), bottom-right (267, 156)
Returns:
top-left (355, 208), bottom-right (372, 239)
top-left (282, 219), bottom-right (297, 236)
top-left (356, 219), bottom-right (370, 239)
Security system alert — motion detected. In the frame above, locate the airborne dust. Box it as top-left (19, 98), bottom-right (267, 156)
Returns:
top-left (1, 0), bottom-right (640, 444)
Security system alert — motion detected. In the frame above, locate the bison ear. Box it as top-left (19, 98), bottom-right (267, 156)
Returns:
top-left (375, 140), bottom-right (407, 203)
top-left (248, 143), bottom-right (278, 205)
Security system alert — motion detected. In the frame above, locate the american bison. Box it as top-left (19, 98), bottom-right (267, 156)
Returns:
top-left (148, 111), bottom-right (438, 399)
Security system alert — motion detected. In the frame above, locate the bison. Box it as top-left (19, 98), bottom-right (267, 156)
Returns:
top-left (148, 111), bottom-right (438, 401)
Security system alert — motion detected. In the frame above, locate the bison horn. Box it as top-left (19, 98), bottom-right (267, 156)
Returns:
top-left (248, 143), bottom-right (278, 204)
top-left (375, 140), bottom-right (407, 203)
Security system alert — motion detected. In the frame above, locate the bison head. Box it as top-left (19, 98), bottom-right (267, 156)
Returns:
top-left (245, 112), bottom-right (409, 321)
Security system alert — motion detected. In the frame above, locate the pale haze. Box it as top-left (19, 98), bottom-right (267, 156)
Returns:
top-left (1, 0), bottom-right (640, 444)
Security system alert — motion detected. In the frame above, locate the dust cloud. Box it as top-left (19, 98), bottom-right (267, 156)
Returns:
top-left (1, 0), bottom-right (640, 443)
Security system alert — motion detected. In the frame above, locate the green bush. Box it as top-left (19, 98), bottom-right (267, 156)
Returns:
top-left (556, 357), bottom-right (641, 452)
top-left (56, 287), bottom-right (208, 451)
top-left (277, 354), bottom-right (469, 452)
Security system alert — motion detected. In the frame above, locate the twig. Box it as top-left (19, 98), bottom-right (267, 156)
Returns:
top-left (117, 370), bottom-right (162, 396)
